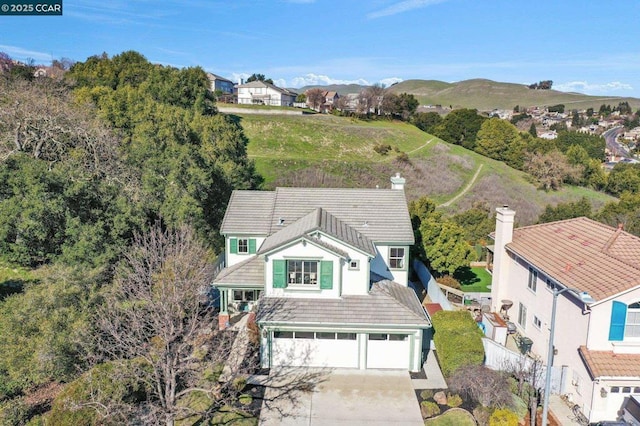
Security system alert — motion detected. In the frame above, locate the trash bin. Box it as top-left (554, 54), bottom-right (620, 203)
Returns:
top-left (520, 337), bottom-right (533, 354)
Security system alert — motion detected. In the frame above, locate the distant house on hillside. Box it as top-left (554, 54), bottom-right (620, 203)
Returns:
top-left (207, 73), bottom-right (234, 94)
top-left (237, 80), bottom-right (297, 107)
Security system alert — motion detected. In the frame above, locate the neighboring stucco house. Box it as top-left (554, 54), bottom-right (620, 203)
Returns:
top-left (212, 175), bottom-right (431, 371)
top-left (207, 73), bottom-right (235, 94)
top-left (236, 80), bottom-right (297, 106)
top-left (490, 207), bottom-right (640, 423)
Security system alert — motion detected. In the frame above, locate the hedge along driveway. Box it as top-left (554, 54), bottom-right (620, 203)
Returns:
top-left (431, 310), bottom-right (484, 377)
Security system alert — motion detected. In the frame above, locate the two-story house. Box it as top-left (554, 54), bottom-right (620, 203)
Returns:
top-left (490, 207), bottom-right (640, 423)
top-left (207, 73), bottom-right (235, 94)
top-left (236, 80), bottom-right (297, 106)
top-left (213, 175), bottom-right (431, 371)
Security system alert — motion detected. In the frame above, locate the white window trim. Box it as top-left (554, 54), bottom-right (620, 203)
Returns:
top-left (348, 259), bottom-right (360, 270)
top-left (237, 238), bottom-right (249, 254)
top-left (518, 302), bottom-right (527, 330)
top-left (533, 315), bottom-right (542, 329)
top-left (287, 259), bottom-right (319, 288)
top-left (528, 267), bottom-right (538, 293)
top-left (389, 247), bottom-right (406, 270)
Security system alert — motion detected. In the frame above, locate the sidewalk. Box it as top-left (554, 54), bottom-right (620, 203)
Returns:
top-left (219, 314), bottom-right (250, 382)
top-left (412, 350), bottom-right (447, 389)
top-left (549, 394), bottom-right (583, 425)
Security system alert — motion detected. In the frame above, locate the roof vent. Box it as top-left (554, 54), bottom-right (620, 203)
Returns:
top-left (278, 217), bottom-right (285, 226)
top-left (363, 221), bottom-right (369, 227)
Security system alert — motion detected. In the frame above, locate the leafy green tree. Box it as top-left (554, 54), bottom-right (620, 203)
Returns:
top-left (538, 198), bottom-right (592, 223)
top-left (433, 108), bottom-right (487, 150)
top-left (528, 123), bottom-right (537, 138)
top-left (606, 163), bottom-right (640, 196)
top-left (0, 265), bottom-right (96, 398)
top-left (451, 203), bottom-right (494, 246)
top-left (555, 131), bottom-right (606, 161)
top-left (597, 192), bottom-right (640, 236)
top-left (412, 111), bottom-right (443, 133)
top-left (246, 73), bottom-right (273, 85)
top-left (475, 118), bottom-right (526, 169)
top-left (420, 216), bottom-right (476, 275)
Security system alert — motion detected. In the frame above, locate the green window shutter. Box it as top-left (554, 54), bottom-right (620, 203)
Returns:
top-left (230, 238), bottom-right (238, 254)
top-left (273, 260), bottom-right (286, 288)
top-left (609, 301), bottom-right (627, 341)
top-left (320, 261), bottom-right (333, 289)
top-left (249, 239), bottom-right (257, 254)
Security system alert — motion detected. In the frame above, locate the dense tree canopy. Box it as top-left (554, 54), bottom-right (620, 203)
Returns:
top-left (433, 108), bottom-right (487, 150)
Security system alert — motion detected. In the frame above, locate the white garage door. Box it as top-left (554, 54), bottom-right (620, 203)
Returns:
top-left (271, 331), bottom-right (359, 368)
top-left (366, 333), bottom-right (410, 369)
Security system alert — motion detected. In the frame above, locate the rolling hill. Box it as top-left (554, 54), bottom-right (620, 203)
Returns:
top-left (300, 79), bottom-right (640, 112)
top-left (233, 112), bottom-right (615, 225)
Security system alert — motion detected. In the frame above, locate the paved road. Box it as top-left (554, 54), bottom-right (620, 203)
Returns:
top-left (603, 126), bottom-right (627, 158)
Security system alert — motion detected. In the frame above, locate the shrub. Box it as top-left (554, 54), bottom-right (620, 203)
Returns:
top-left (420, 400), bottom-right (441, 418)
top-left (431, 310), bottom-right (484, 377)
top-left (436, 275), bottom-right (461, 290)
top-left (473, 405), bottom-right (492, 426)
top-left (420, 389), bottom-right (435, 400)
top-left (232, 377), bottom-right (247, 392)
top-left (373, 144), bottom-right (392, 155)
top-left (447, 393), bottom-right (463, 408)
top-left (0, 398), bottom-right (30, 426)
top-left (489, 408), bottom-right (519, 425)
top-left (396, 152), bottom-right (410, 163)
top-left (449, 365), bottom-right (514, 409)
top-left (238, 394), bottom-right (252, 406)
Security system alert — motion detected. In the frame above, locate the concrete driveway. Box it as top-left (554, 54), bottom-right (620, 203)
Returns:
top-left (258, 369), bottom-right (423, 426)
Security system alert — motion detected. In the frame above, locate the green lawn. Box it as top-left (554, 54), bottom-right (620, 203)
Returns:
top-left (453, 267), bottom-right (492, 293)
top-left (424, 408), bottom-right (476, 425)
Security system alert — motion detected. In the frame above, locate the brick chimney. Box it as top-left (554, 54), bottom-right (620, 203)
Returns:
top-left (491, 206), bottom-right (515, 313)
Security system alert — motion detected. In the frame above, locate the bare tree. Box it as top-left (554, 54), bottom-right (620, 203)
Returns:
top-left (502, 355), bottom-right (545, 426)
top-left (448, 364), bottom-right (514, 409)
top-left (91, 223), bottom-right (219, 426)
top-left (524, 149), bottom-right (582, 190)
top-left (305, 88), bottom-right (325, 111)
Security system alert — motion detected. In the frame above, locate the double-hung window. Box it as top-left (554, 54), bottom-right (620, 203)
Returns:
top-left (528, 267), bottom-right (537, 292)
top-left (389, 247), bottom-right (405, 269)
top-left (288, 260), bottom-right (318, 285)
top-left (237, 239), bottom-right (248, 254)
top-left (518, 302), bottom-right (527, 329)
top-left (626, 302), bottom-right (640, 338)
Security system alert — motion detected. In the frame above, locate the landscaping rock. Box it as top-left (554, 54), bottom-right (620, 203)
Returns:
top-left (434, 391), bottom-right (448, 405)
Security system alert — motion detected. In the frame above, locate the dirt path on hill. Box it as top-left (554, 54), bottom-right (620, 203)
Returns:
top-left (439, 163), bottom-right (484, 207)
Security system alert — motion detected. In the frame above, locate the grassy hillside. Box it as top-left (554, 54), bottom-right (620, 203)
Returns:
top-left (388, 78), bottom-right (640, 111)
top-left (235, 113), bottom-right (615, 225)
top-left (300, 79), bottom-right (640, 112)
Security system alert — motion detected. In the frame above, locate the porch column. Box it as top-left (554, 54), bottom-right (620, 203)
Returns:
top-left (218, 289), bottom-right (230, 330)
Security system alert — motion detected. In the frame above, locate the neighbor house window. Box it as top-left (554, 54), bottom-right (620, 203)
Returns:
top-left (287, 260), bottom-right (318, 285)
top-left (626, 302), bottom-right (640, 338)
top-left (533, 316), bottom-right (542, 329)
top-left (237, 239), bottom-right (248, 253)
top-left (528, 267), bottom-right (538, 292)
top-left (233, 290), bottom-right (258, 302)
top-left (610, 301), bottom-right (640, 341)
top-left (389, 247), bottom-right (405, 269)
top-left (518, 302), bottom-right (527, 329)
top-left (230, 238), bottom-right (256, 254)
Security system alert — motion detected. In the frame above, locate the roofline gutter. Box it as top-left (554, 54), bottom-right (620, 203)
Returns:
top-left (256, 320), bottom-right (431, 329)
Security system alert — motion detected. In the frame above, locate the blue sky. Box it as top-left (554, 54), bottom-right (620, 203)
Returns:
top-left (2, 0), bottom-right (640, 96)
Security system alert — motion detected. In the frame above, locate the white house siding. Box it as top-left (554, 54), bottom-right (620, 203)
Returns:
top-left (371, 244), bottom-right (410, 286)
top-left (265, 241), bottom-right (343, 299)
top-left (496, 255), bottom-right (593, 411)
top-left (587, 288), bottom-right (640, 352)
top-left (226, 236), bottom-right (266, 267)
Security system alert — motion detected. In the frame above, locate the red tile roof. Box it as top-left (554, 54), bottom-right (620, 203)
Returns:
top-left (579, 346), bottom-right (640, 378)
top-left (506, 217), bottom-right (640, 302)
top-left (424, 303), bottom-right (443, 317)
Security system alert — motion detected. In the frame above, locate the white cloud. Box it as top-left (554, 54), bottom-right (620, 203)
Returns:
top-left (555, 81), bottom-right (634, 95)
top-left (367, 0), bottom-right (449, 19)
top-left (288, 73), bottom-right (371, 87)
top-left (230, 72), bottom-right (251, 84)
top-left (0, 44), bottom-right (52, 62)
top-left (379, 77), bottom-right (403, 87)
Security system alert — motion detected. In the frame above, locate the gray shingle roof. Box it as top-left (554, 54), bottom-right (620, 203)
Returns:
top-left (220, 191), bottom-right (275, 235)
top-left (221, 187), bottom-right (414, 244)
top-left (213, 255), bottom-right (264, 286)
top-left (257, 280), bottom-right (430, 327)
top-left (258, 208), bottom-right (376, 256)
